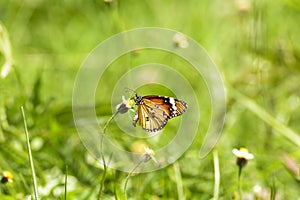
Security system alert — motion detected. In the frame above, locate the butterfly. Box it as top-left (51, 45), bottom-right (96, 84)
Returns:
top-left (132, 93), bottom-right (188, 133)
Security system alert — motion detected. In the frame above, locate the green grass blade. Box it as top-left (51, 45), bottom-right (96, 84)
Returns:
top-left (21, 106), bottom-right (39, 200)
top-left (213, 150), bottom-right (220, 200)
top-left (228, 84), bottom-right (300, 147)
top-left (173, 161), bottom-right (185, 200)
top-left (64, 165), bottom-right (68, 200)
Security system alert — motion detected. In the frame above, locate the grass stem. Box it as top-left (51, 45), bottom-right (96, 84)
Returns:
top-left (213, 150), bottom-right (220, 200)
top-left (64, 165), bottom-right (68, 200)
top-left (97, 156), bottom-right (107, 200)
top-left (237, 166), bottom-right (242, 200)
top-left (97, 111), bottom-right (119, 199)
top-left (173, 161), bottom-right (185, 200)
top-left (21, 106), bottom-right (39, 200)
top-left (123, 159), bottom-right (143, 200)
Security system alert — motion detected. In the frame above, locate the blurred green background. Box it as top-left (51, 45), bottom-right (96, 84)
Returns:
top-left (1, 0), bottom-right (300, 199)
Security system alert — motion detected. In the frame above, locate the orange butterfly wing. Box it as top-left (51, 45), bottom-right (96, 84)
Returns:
top-left (133, 95), bottom-right (188, 132)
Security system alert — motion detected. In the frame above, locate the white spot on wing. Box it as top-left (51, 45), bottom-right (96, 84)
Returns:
top-left (169, 97), bottom-right (177, 111)
top-left (169, 97), bottom-right (175, 104)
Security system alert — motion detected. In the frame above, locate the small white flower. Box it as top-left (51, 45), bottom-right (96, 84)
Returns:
top-left (235, 0), bottom-right (251, 13)
top-left (1, 171), bottom-right (13, 183)
top-left (173, 33), bottom-right (189, 48)
top-left (232, 147), bottom-right (254, 160)
top-left (104, 0), bottom-right (114, 4)
top-left (143, 146), bottom-right (157, 163)
top-left (115, 96), bottom-right (134, 114)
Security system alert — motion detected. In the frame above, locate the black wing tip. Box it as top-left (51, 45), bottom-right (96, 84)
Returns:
top-left (179, 99), bottom-right (188, 108)
top-left (179, 100), bottom-right (188, 113)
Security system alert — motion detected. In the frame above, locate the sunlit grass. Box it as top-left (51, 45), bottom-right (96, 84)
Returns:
top-left (0, 0), bottom-right (300, 199)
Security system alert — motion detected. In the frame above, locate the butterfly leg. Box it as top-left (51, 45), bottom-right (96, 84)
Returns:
top-left (132, 110), bottom-right (139, 127)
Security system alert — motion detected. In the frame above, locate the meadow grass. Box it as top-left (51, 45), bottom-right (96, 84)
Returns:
top-left (1, 0), bottom-right (300, 199)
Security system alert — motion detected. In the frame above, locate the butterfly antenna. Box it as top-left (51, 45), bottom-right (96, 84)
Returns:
top-left (124, 87), bottom-right (137, 98)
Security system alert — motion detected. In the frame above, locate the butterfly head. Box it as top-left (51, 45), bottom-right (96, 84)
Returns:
top-left (132, 93), bottom-right (143, 105)
top-left (125, 87), bottom-right (141, 105)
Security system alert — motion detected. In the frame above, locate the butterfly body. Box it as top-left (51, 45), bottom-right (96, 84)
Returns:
top-left (132, 94), bottom-right (188, 133)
